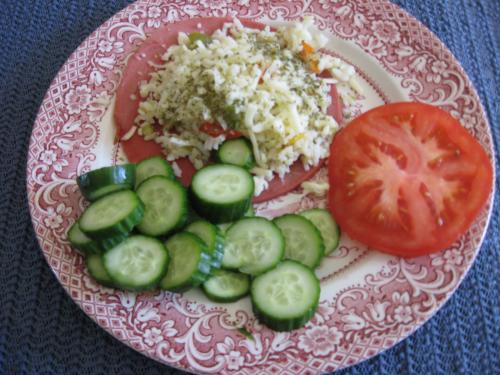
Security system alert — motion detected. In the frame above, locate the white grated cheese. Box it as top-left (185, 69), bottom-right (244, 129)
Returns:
top-left (120, 125), bottom-right (137, 141)
top-left (301, 181), bottom-right (329, 197)
top-left (135, 18), bottom-right (360, 195)
top-left (171, 161), bottom-right (182, 177)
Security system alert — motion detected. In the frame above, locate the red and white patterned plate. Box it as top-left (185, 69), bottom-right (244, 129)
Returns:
top-left (27, 1), bottom-right (495, 373)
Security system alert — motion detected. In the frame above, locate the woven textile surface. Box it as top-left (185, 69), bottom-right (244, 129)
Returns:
top-left (0, 0), bottom-right (498, 374)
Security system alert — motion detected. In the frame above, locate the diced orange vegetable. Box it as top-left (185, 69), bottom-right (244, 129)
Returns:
top-left (302, 41), bottom-right (314, 54)
top-left (309, 60), bottom-right (321, 74)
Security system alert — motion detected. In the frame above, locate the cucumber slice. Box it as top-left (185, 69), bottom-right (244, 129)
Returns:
top-left (135, 156), bottom-right (174, 188)
top-left (67, 221), bottom-right (128, 254)
top-left (160, 232), bottom-right (212, 292)
top-left (103, 235), bottom-right (169, 291)
top-left (86, 253), bottom-right (114, 287)
top-left (223, 217), bottom-right (284, 275)
top-left (300, 208), bottom-right (340, 255)
top-left (202, 269), bottom-right (250, 302)
top-left (190, 164), bottom-right (254, 223)
top-left (251, 260), bottom-right (320, 331)
top-left (185, 220), bottom-right (225, 268)
top-left (273, 214), bottom-right (324, 269)
top-left (67, 221), bottom-right (101, 254)
top-left (136, 176), bottom-right (188, 237)
top-left (79, 190), bottom-right (144, 240)
top-left (215, 138), bottom-right (255, 169)
top-left (77, 164), bottom-right (135, 201)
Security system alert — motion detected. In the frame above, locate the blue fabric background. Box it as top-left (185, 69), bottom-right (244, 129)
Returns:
top-left (0, 1), bottom-right (498, 374)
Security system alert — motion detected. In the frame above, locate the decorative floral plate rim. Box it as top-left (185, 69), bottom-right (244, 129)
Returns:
top-left (27, 1), bottom-right (495, 374)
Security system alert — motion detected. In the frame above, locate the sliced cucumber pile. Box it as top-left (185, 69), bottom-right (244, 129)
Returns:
top-left (68, 143), bottom-right (338, 331)
top-left (77, 164), bottom-right (135, 201)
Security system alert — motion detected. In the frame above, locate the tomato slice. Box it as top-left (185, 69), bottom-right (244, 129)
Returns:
top-left (114, 17), bottom-right (343, 202)
top-left (328, 102), bottom-right (492, 256)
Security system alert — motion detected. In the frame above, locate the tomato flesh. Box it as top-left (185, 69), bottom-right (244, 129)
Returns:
top-left (114, 17), bottom-right (343, 202)
top-left (328, 102), bottom-right (492, 256)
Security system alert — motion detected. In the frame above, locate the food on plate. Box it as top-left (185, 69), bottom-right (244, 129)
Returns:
top-left (68, 156), bottom-right (340, 330)
top-left (328, 102), bottom-right (493, 256)
top-left (114, 17), bottom-right (361, 201)
top-left (202, 269), bottom-right (251, 303)
top-left (273, 214), bottom-right (325, 269)
top-left (299, 208), bottom-right (340, 255)
top-left (135, 155), bottom-right (175, 187)
top-left (78, 189), bottom-right (144, 240)
top-left (76, 164), bottom-right (136, 201)
top-left (103, 235), bottom-right (169, 291)
top-left (185, 220), bottom-right (225, 268)
top-left (251, 260), bottom-right (320, 332)
top-left (159, 232), bottom-right (212, 292)
top-left (136, 176), bottom-right (188, 236)
top-left (222, 217), bottom-right (285, 275)
top-left (215, 138), bottom-right (255, 169)
top-left (190, 164), bottom-right (254, 223)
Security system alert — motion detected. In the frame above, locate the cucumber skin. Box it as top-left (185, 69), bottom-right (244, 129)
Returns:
top-left (160, 232), bottom-right (213, 292)
top-left (250, 261), bottom-right (321, 332)
top-left (86, 253), bottom-right (115, 288)
top-left (68, 221), bottom-right (128, 254)
top-left (202, 270), bottom-right (250, 303)
top-left (77, 164), bottom-right (136, 201)
top-left (136, 177), bottom-right (188, 237)
top-left (185, 220), bottom-right (225, 269)
top-left (189, 188), bottom-right (252, 224)
top-left (103, 236), bottom-right (169, 291)
top-left (190, 165), bottom-right (254, 224)
top-left (273, 214), bottom-right (325, 269)
top-left (79, 191), bottom-right (145, 240)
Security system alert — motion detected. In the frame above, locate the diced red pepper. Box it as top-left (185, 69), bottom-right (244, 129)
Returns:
top-left (225, 129), bottom-right (242, 139)
top-left (199, 122), bottom-right (225, 137)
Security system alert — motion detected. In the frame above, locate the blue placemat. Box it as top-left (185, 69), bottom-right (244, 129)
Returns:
top-left (0, 1), bottom-right (498, 374)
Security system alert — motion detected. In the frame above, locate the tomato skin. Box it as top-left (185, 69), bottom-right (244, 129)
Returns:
top-left (328, 102), bottom-right (493, 257)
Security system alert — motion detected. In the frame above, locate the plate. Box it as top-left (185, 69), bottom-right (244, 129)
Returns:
top-left (27, 1), bottom-right (495, 373)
